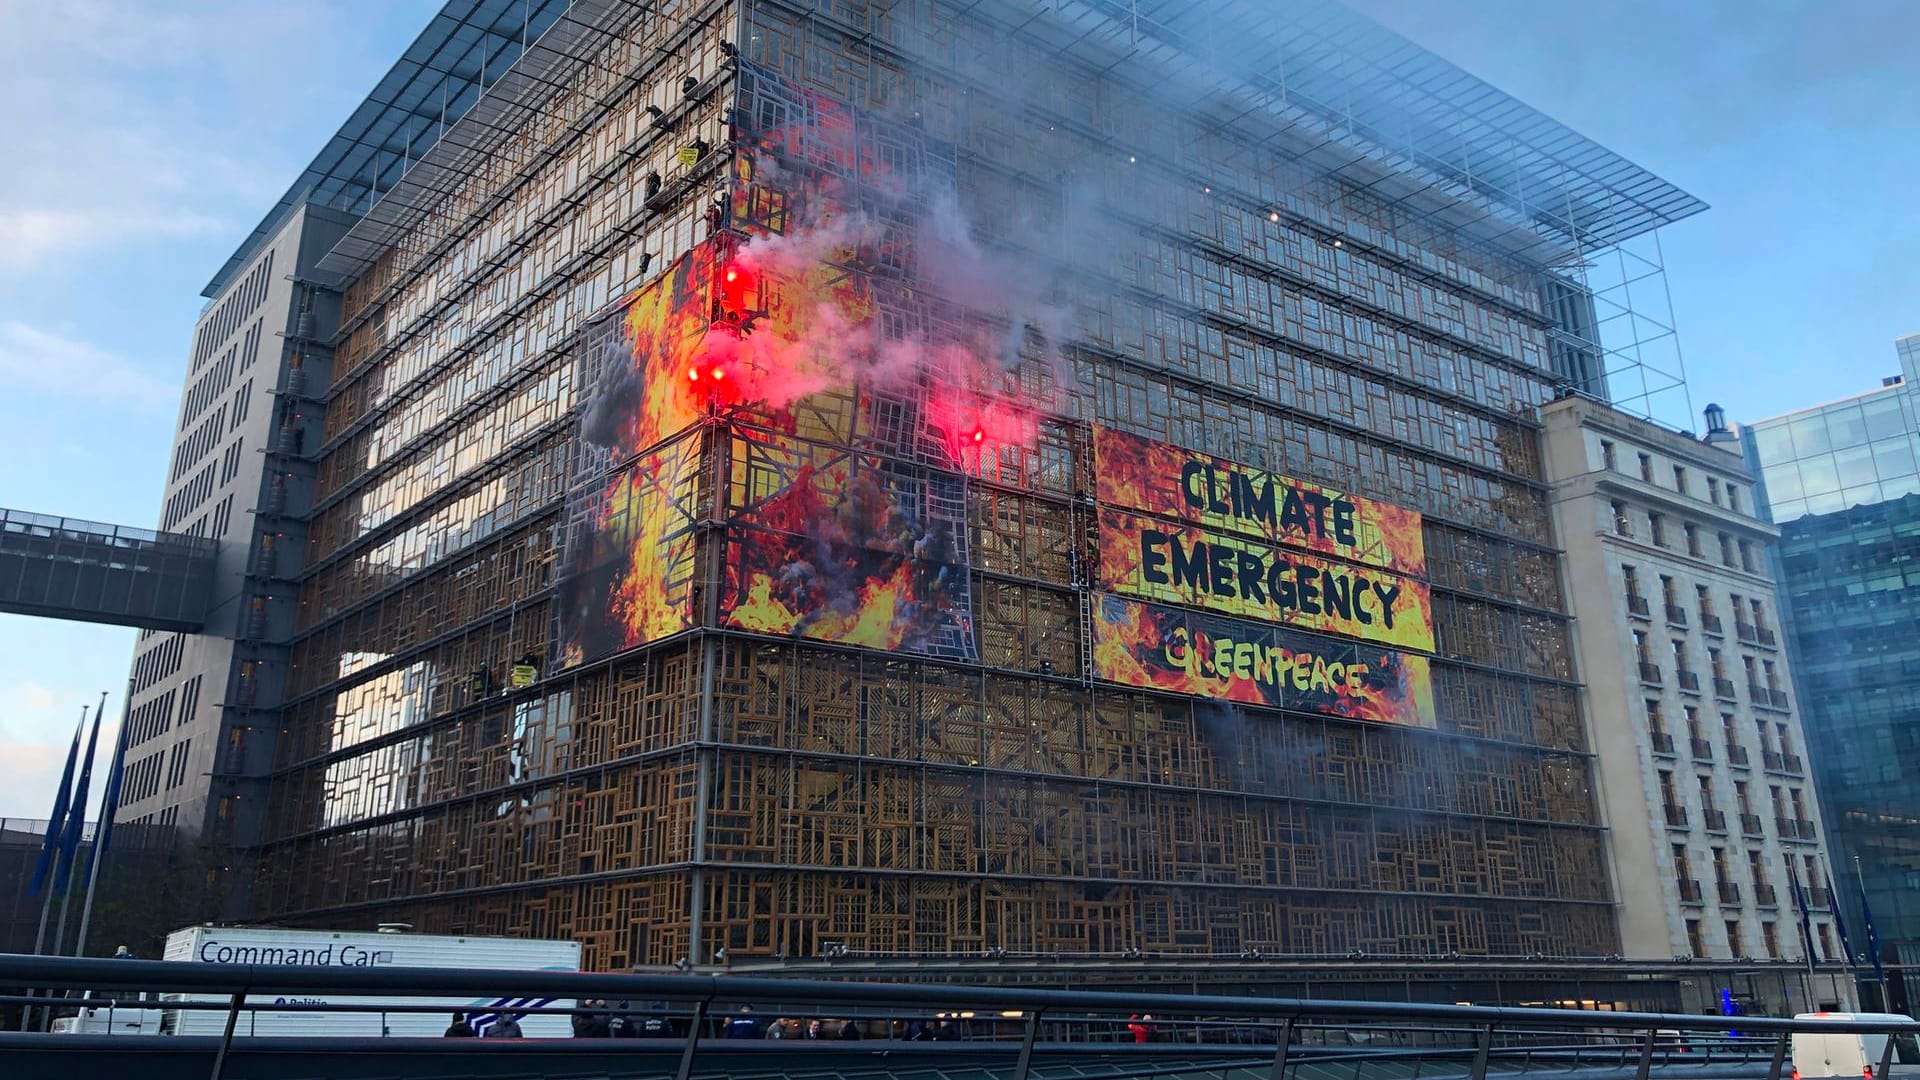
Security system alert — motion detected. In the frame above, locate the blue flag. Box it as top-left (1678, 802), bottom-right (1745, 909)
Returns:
top-left (1789, 858), bottom-right (1817, 962)
top-left (29, 718), bottom-right (84, 897)
top-left (91, 708), bottom-right (129, 869)
top-left (53, 704), bottom-right (103, 893)
top-left (1861, 878), bottom-right (1887, 985)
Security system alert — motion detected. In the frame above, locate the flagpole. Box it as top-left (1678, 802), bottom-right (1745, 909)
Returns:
top-left (29, 709), bottom-right (86, 959)
top-left (23, 709), bottom-right (85, 1031)
top-left (74, 683), bottom-right (132, 960)
top-left (49, 693), bottom-right (106, 958)
top-left (1855, 855), bottom-right (1884, 1006)
top-left (41, 693), bottom-right (105, 1031)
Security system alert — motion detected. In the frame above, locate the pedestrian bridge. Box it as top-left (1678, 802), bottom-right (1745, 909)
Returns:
top-left (6, 954), bottom-right (1910, 1080)
top-left (0, 509), bottom-right (217, 633)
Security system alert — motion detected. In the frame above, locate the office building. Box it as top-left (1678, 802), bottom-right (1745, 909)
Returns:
top-left (118, 203), bottom-right (353, 910)
top-left (1743, 333), bottom-right (1920, 1010)
top-left (132, 0), bottom-right (1715, 998)
top-left (1542, 397), bottom-right (1850, 1013)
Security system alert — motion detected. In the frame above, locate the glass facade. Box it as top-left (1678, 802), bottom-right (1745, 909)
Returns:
top-left (194, 0), bottom-right (1697, 977)
top-left (1744, 332), bottom-right (1920, 1009)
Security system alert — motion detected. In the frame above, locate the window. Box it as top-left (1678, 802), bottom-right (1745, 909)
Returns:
top-left (1736, 780), bottom-right (1753, 815)
top-left (1661, 771), bottom-right (1680, 806)
top-left (1672, 639), bottom-right (1691, 673)
top-left (1709, 477), bottom-right (1722, 505)
top-left (1650, 512), bottom-right (1668, 547)
top-left (1727, 920), bottom-right (1745, 958)
top-left (1763, 922), bottom-right (1779, 959)
top-left (1634, 630), bottom-right (1652, 664)
top-left (1750, 598), bottom-right (1767, 630)
top-left (1686, 523), bottom-right (1702, 556)
top-left (1661, 574), bottom-right (1678, 608)
top-left (1725, 715), bottom-right (1742, 754)
top-left (1687, 919), bottom-right (1706, 958)
top-left (1602, 439), bottom-right (1617, 470)
top-left (1719, 532), bottom-right (1735, 566)
top-left (1729, 486), bottom-right (1742, 514)
top-left (1612, 500), bottom-right (1632, 537)
top-left (1763, 659), bottom-right (1779, 690)
top-left (1817, 923), bottom-right (1835, 961)
top-left (1699, 774), bottom-right (1717, 809)
top-left (1640, 452), bottom-right (1655, 482)
top-left (1739, 539), bottom-right (1757, 573)
top-left (1674, 464), bottom-right (1689, 493)
top-left (1647, 699), bottom-right (1666, 733)
top-left (1624, 564), bottom-right (1642, 599)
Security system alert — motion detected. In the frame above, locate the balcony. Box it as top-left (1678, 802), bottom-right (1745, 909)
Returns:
top-left (1650, 730), bottom-right (1676, 755)
top-left (1808, 886), bottom-right (1833, 909)
top-left (1718, 881), bottom-right (1743, 905)
top-left (1700, 612), bottom-right (1725, 636)
top-left (1677, 878), bottom-right (1704, 904)
top-left (1690, 736), bottom-right (1714, 761)
top-left (1753, 883), bottom-right (1778, 907)
top-left (1666, 603), bottom-right (1690, 627)
top-left (1639, 662), bottom-right (1664, 686)
top-left (1751, 685), bottom-right (1790, 710)
top-left (1759, 626), bottom-right (1778, 647)
top-left (1714, 677), bottom-right (1738, 701)
top-left (1702, 808), bottom-right (1728, 832)
top-left (1677, 669), bottom-right (1702, 693)
top-left (1665, 804), bottom-right (1690, 829)
top-left (1763, 750), bottom-right (1787, 773)
top-left (1740, 812), bottom-right (1765, 836)
top-left (1726, 743), bottom-right (1751, 768)
top-left (1783, 752), bottom-right (1804, 774)
top-left (1736, 621), bottom-right (1761, 646)
top-left (1776, 816), bottom-right (1813, 841)
top-left (1628, 594), bottom-right (1651, 619)
top-left (1793, 818), bottom-right (1816, 841)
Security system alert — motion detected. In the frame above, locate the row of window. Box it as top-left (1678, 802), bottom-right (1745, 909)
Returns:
top-left (1598, 436), bottom-right (1748, 516)
top-left (1631, 622), bottom-right (1787, 699)
top-left (1683, 912), bottom-right (1833, 963)
top-left (1623, 565), bottom-right (1775, 634)
top-left (1654, 750), bottom-right (1812, 833)
top-left (193, 252), bottom-right (273, 371)
top-left (1610, 499), bottom-right (1761, 572)
top-left (131, 634), bottom-right (185, 695)
top-left (170, 403), bottom-right (227, 483)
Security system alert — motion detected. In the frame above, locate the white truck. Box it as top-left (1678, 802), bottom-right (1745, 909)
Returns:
top-left (53, 925), bottom-right (582, 1038)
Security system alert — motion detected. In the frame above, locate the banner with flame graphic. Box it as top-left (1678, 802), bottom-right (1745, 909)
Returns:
top-left (558, 433), bottom-right (702, 667)
top-left (555, 249), bottom-right (719, 669)
top-left (1092, 427), bottom-right (1426, 577)
top-left (1091, 594), bottom-right (1436, 727)
top-left (719, 431), bottom-right (977, 660)
top-left (1097, 507), bottom-right (1436, 653)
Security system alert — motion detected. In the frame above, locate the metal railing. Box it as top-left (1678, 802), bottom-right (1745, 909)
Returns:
top-left (1702, 809), bottom-right (1728, 833)
top-left (1714, 678), bottom-right (1738, 701)
top-left (1665, 603), bottom-right (1689, 627)
top-left (1726, 744), bottom-right (1750, 768)
top-left (3, 953), bottom-right (1914, 1080)
top-left (1639, 662), bottom-right (1663, 686)
top-left (1677, 670), bottom-right (1701, 693)
top-left (1627, 595), bottom-right (1651, 618)
top-left (1700, 613), bottom-right (1724, 636)
top-left (1650, 731), bottom-right (1676, 755)
top-left (1689, 736), bottom-right (1713, 760)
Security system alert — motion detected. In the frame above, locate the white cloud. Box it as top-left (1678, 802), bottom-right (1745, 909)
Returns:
top-left (0, 322), bottom-right (176, 415)
top-left (0, 678), bottom-right (121, 821)
top-left (0, 209), bottom-right (224, 276)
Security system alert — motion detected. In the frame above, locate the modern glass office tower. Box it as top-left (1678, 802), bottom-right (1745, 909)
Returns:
top-left (1744, 334), bottom-right (1920, 1009)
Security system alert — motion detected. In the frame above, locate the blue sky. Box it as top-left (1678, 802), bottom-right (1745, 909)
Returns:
top-left (0, 1), bottom-right (1915, 817)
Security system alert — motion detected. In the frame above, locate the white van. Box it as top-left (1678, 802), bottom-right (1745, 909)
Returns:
top-left (53, 925), bottom-right (582, 1037)
top-left (1792, 1013), bottom-right (1920, 1078)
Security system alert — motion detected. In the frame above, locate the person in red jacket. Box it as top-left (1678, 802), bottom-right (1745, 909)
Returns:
top-left (1127, 1014), bottom-right (1156, 1043)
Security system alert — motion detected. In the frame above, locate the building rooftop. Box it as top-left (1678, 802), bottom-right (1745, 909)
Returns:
top-left (201, 0), bottom-right (573, 297)
top-left (206, 0), bottom-right (1705, 298)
